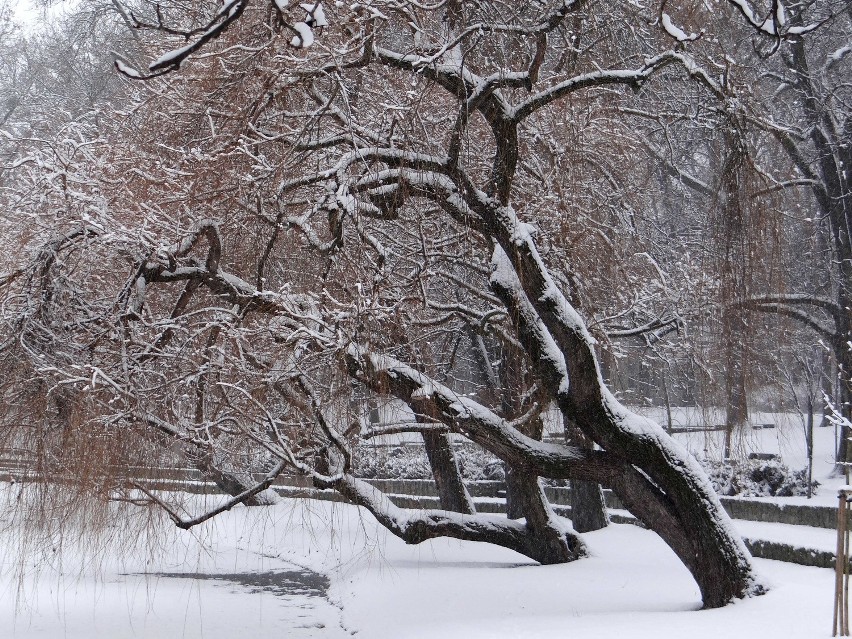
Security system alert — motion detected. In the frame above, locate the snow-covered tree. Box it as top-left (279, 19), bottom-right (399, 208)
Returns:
top-left (5, 0), bottom-right (826, 608)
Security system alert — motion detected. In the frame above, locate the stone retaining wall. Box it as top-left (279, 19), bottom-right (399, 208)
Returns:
top-left (719, 497), bottom-right (837, 529)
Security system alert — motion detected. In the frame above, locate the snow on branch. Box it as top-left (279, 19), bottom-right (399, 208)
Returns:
top-left (116, 0), bottom-right (250, 79)
top-left (824, 393), bottom-right (852, 434)
top-left (826, 44), bottom-right (852, 70)
top-left (343, 343), bottom-right (619, 484)
top-left (115, 1), bottom-right (329, 80)
top-left (660, 13), bottom-right (700, 43)
top-left (131, 460), bottom-right (288, 530)
top-left (604, 315), bottom-right (683, 340)
top-left (736, 293), bottom-right (842, 317)
top-left (512, 51), bottom-right (724, 121)
top-left (736, 296), bottom-right (838, 341)
top-left (726, 0), bottom-right (821, 40)
top-left (320, 474), bottom-right (576, 563)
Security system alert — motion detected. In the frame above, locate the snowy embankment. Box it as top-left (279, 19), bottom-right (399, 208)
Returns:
top-left (0, 493), bottom-right (835, 639)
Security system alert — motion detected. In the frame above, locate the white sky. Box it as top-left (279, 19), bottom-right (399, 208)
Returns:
top-left (9, 0), bottom-right (40, 25)
top-left (8, 0), bottom-right (82, 31)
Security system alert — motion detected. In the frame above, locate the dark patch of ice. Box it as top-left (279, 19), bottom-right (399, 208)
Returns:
top-left (130, 569), bottom-right (329, 598)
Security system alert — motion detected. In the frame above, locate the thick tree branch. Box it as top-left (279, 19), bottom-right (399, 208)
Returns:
top-left (343, 343), bottom-right (621, 483)
top-left (319, 474), bottom-right (585, 564)
top-left (512, 51), bottom-right (725, 122)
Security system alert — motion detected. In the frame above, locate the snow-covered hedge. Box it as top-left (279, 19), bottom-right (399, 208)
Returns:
top-left (354, 444), bottom-right (818, 498)
top-left (701, 458), bottom-right (818, 497)
top-left (352, 443), bottom-right (503, 481)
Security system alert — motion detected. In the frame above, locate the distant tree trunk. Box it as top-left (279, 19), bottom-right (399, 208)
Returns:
top-left (782, 32), bottom-right (852, 473)
top-left (570, 480), bottom-right (609, 532)
top-left (722, 308), bottom-right (749, 459)
top-left (661, 369), bottom-right (674, 434)
top-left (422, 430), bottom-right (475, 514)
top-left (565, 420), bottom-right (609, 532)
top-left (716, 123), bottom-right (752, 458)
top-left (834, 334), bottom-right (852, 474)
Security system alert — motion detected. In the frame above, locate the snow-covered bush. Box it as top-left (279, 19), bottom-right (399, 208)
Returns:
top-left (701, 458), bottom-right (818, 497)
top-left (353, 445), bottom-right (818, 498)
top-left (352, 443), bottom-right (502, 481)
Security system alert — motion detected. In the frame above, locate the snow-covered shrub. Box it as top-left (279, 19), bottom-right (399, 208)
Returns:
top-left (352, 443), bottom-right (501, 480)
top-left (701, 458), bottom-right (818, 497)
top-left (353, 444), bottom-right (817, 498)
top-left (352, 445), bottom-right (432, 480)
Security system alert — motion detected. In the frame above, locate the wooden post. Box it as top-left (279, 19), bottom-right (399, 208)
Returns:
top-left (844, 488), bottom-right (847, 636)
top-left (835, 488), bottom-right (851, 636)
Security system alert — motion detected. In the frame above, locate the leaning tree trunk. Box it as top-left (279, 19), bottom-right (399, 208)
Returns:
top-left (488, 235), bottom-right (761, 608)
top-left (344, 336), bottom-right (761, 608)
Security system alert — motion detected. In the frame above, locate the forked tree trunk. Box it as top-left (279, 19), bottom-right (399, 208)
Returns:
top-left (509, 471), bottom-right (584, 563)
top-left (344, 340), bottom-right (761, 608)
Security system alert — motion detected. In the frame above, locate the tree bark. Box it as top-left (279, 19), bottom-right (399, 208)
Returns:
top-left (564, 421), bottom-right (609, 532)
top-left (570, 480), bottom-right (609, 533)
top-left (422, 430), bottom-right (476, 514)
top-left (504, 467), bottom-right (524, 519)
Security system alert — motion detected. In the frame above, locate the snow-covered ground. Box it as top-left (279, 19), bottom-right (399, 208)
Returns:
top-left (0, 412), bottom-right (841, 638)
top-left (0, 492), bottom-right (836, 638)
